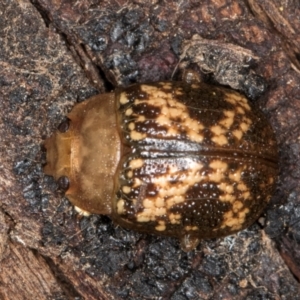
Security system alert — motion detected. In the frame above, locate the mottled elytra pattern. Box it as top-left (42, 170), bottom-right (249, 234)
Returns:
top-left (113, 82), bottom-right (277, 240)
top-left (44, 80), bottom-right (278, 251)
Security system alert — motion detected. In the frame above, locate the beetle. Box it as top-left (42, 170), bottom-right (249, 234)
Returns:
top-left (44, 72), bottom-right (278, 251)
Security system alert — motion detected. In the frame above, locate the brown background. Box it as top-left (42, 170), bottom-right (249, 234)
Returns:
top-left (0, 0), bottom-right (300, 299)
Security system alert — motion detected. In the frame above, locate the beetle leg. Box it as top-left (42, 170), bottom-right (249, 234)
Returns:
top-left (180, 234), bottom-right (200, 252)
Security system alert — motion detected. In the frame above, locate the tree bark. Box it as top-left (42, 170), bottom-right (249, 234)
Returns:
top-left (1, 0), bottom-right (300, 299)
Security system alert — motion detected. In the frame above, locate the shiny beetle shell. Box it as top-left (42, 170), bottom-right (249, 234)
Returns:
top-left (44, 79), bottom-right (278, 251)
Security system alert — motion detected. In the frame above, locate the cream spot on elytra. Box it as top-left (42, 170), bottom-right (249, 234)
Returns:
top-left (225, 93), bottom-right (250, 109)
top-left (122, 186), bottom-right (131, 194)
top-left (218, 182), bottom-right (234, 194)
top-left (117, 199), bottom-right (125, 214)
top-left (242, 191), bottom-right (250, 199)
top-left (210, 160), bottom-right (228, 170)
top-left (219, 110), bottom-right (235, 129)
top-left (220, 117), bottom-right (234, 129)
top-left (143, 198), bottom-right (153, 208)
top-left (236, 106), bottom-right (245, 114)
top-left (208, 172), bottom-right (224, 182)
top-left (237, 183), bottom-right (247, 191)
top-left (132, 177), bottom-right (143, 188)
top-left (125, 108), bottom-right (133, 116)
top-left (220, 205), bottom-right (250, 231)
top-left (136, 213), bottom-right (150, 223)
top-left (212, 135), bottom-right (228, 146)
top-left (229, 169), bottom-right (242, 182)
top-left (240, 122), bottom-right (250, 132)
top-left (211, 125), bottom-right (226, 135)
top-left (208, 160), bottom-right (228, 182)
top-left (160, 82), bottom-right (172, 89)
top-left (169, 213), bottom-right (182, 224)
top-left (155, 207), bottom-right (166, 216)
top-left (185, 225), bottom-right (199, 231)
top-left (155, 221), bottom-right (166, 231)
top-left (219, 194), bottom-right (235, 203)
top-left (128, 122), bottom-right (135, 130)
top-left (233, 130), bottom-right (243, 140)
top-left (224, 110), bottom-right (235, 118)
top-left (233, 200), bottom-right (243, 212)
top-left (137, 115), bottom-right (146, 122)
top-left (130, 131), bottom-right (146, 141)
top-left (155, 197), bottom-right (165, 208)
top-left (119, 93), bottom-right (129, 104)
top-left (239, 100), bottom-right (251, 111)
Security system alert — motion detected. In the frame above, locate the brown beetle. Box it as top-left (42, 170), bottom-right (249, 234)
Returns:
top-left (44, 74), bottom-right (278, 251)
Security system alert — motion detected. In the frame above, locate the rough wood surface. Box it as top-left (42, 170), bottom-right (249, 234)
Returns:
top-left (1, 0), bottom-right (300, 299)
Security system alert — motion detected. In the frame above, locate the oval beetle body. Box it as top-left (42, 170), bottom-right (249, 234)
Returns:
top-left (44, 77), bottom-right (278, 251)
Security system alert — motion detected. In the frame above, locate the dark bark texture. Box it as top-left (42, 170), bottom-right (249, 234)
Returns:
top-left (1, 0), bottom-right (300, 299)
